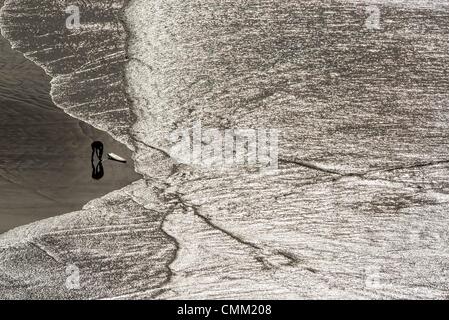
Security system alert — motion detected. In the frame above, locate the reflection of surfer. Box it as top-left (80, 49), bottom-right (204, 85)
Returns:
top-left (91, 159), bottom-right (104, 180)
top-left (91, 141), bottom-right (104, 180)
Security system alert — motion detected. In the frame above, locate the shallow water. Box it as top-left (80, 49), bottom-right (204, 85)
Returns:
top-left (0, 33), bottom-right (141, 234)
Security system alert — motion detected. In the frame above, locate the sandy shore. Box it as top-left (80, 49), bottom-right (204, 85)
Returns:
top-left (0, 21), bottom-right (140, 234)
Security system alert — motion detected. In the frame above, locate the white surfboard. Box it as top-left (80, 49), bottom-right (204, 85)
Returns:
top-left (107, 153), bottom-right (127, 163)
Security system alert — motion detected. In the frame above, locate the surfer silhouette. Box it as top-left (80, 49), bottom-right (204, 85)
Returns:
top-left (90, 141), bottom-right (127, 179)
top-left (91, 141), bottom-right (104, 180)
top-left (91, 141), bottom-right (104, 159)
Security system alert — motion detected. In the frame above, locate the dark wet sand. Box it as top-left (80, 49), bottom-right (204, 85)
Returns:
top-left (0, 33), bottom-right (141, 234)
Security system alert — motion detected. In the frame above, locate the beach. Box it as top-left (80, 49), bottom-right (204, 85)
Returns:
top-left (0, 25), bottom-right (141, 234)
top-left (2, 0), bottom-right (449, 299)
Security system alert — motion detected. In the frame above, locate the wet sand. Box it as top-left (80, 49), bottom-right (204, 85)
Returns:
top-left (0, 32), bottom-right (141, 234)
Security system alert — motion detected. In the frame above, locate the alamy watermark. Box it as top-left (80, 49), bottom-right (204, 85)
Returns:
top-left (65, 264), bottom-right (81, 290)
top-left (168, 122), bottom-right (279, 170)
top-left (65, 5), bottom-right (81, 30)
top-left (365, 5), bottom-right (381, 30)
top-left (364, 223), bottom-right (448, 292)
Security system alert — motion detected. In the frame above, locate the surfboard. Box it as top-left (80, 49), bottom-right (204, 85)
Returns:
top-left (107, 153), bottom-right (127, 163)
